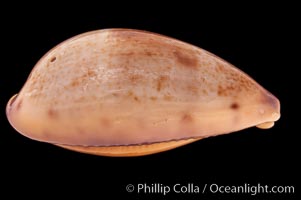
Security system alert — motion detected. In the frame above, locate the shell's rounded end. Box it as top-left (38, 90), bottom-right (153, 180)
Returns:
top-left (6, 94), bottom-right (18, 115)
top-left (6, 94), bottom-right (19, 128)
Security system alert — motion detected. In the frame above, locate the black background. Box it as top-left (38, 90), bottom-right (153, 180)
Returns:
top-left (1, 3), bottom-right (299, 199)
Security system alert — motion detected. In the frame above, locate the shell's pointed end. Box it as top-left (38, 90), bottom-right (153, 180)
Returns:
top-left (256, 91), bottom-right (281, 129)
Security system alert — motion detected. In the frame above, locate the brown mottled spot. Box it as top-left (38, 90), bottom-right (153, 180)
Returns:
top-left (127, 90), bottom-right (134, 96)
top-left (164, 95), bottom-right (173, 101)
top-left (82, 69), bottom-right (96, 79)
top-left (30, 79), bottom-right (37, 86)
top-left (48, 109), bottom-right (58, 118)
top-left (173, 51), bottom-right (198, 68)
top-left (133, 96), bottom-right (140, 102)
top-left (230, 103), bottom-right (239, 110)
top-left (202, 89), bottom-right (208, 95)
top-left (182, 114), bottom-right (193, 123)
top-left (157, 81), bottom-right (162, 91)
top-left (218, 84), bottom-right (236, 97)
top-left (120, 52), bottom-right (135, 56)
top-left (145, 50), bottom-right (156, 56)
top-left (126, 91), bottom-right (139, 102)
top-left (70, 79), bottom-right (81, 87)
top-left (150, 96), bottom-right (157, 101)
top-left (217, 85), bottom-right (224, 96)
top-left (50, 56), bottom-right (56, 62)
top-left (87, 69), bottom-right (96, 77)
top-left (186, 85), bottom-right (198, 95)
top-left (130, 75), bottom-right (141, 84)
top-left (157, 76), bottom-right (169, 91)
top-left (216, 62), bottom-right (225, 73)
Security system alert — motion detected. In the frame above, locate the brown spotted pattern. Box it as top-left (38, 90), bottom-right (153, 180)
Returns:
top-left (6, 29), bottom-right (280, 157)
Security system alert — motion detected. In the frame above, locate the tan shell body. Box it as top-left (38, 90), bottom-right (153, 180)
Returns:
top-left (6, 29), bottom-right (280, 156)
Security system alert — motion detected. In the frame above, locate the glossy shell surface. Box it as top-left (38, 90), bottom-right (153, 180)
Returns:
top-left (6, 29), bottom-right (280, 156)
